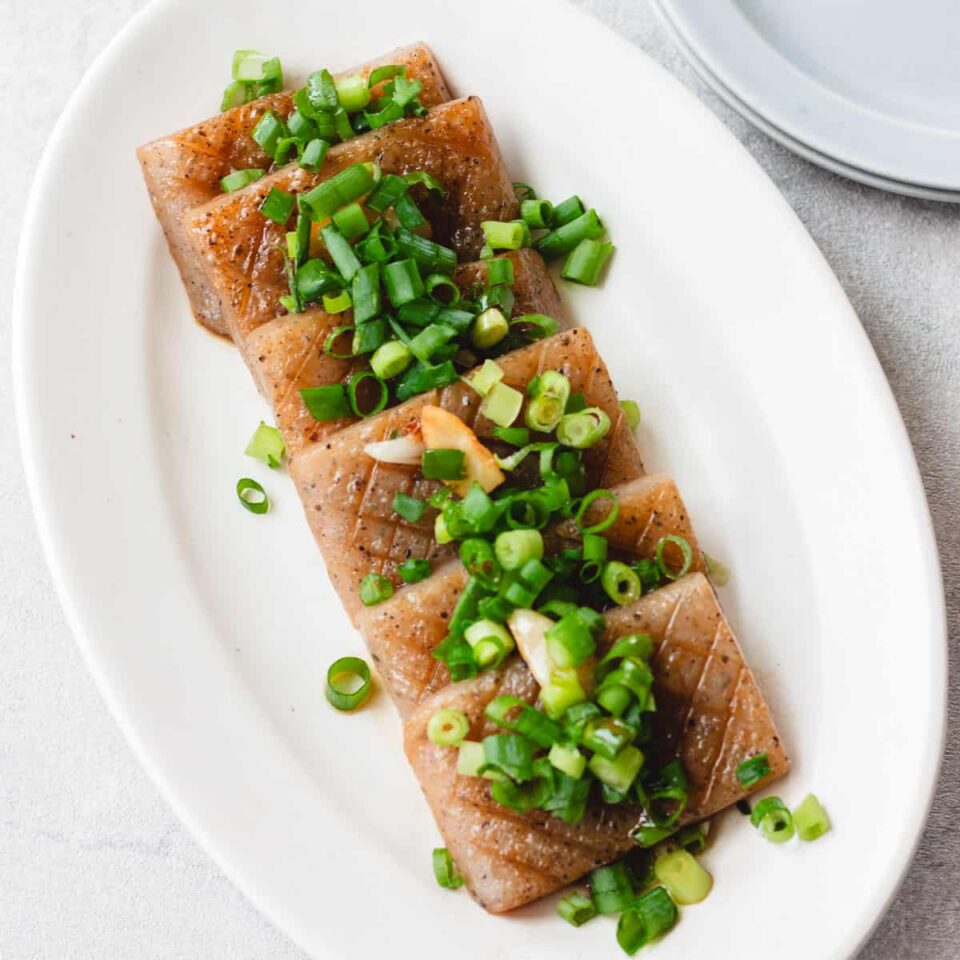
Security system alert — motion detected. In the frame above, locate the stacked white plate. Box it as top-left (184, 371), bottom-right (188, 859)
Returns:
top-left (651, 0), bottom-right (960, 201)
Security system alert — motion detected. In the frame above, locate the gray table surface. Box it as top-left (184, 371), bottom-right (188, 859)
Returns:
top-left (1, 0), bottom-right (956, 957)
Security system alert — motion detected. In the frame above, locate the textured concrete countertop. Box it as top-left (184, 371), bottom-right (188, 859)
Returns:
top-left (1, 1), bottom-right (957, 957)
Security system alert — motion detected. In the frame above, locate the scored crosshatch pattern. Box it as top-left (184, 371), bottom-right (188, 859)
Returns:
top-left (357, 473), bottom-right (704, 712)
top-left (291, 328), bottom-right (644, 622)
top-left (137, 43), bottom-right (451, 334)
top-left (188, 96), bottom-right (519, 351)
top-left (404, 573), bottom-right (789, 913)
top-left (245, 249), bottom-right (567, 458)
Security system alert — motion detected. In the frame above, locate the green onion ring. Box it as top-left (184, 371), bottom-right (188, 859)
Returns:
top-left (427, 708), bottom-right (470, 746)
top-left (574, 489), bottom-right (619, 534)
top-left (655, 535), bottom-right (693, 581)
top-left (236, 477), bottom-right (269, 514)
top-left (425, 273), bottom-right (462, 306)
top-left (325, 656), bottom-right (373, 711)
top-left (347, 371), bottom-right (388, 418)
top-left (324, 324), bottom-right (356, 359)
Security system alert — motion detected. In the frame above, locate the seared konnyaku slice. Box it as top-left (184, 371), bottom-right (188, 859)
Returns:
top-left (404, 572), bottom-right (789, 913)
top-left (357, 472), bottom-right (702, 711)
top-left (138, 43), bottom-right (450, 334)
top-left (247, 250), bottom-right (567, 457)
top-left (189, 97), bottom-right (518, 348)
top-left (291, 328), bottom-right (642, 623)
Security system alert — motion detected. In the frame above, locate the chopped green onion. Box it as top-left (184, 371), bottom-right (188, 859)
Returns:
top-left (395, 191), bottom-right (427, 228)
top-left (398, 558), bottom-right (432, 583)
top-left (736, 753), bottom-right (771, 789)
top-left (465, 359), bottom-right (504, 397)
top-left (481, 220), bottom-right (525, 251)
top-left (366, 173), bottom-right (408, 212)
top-left (793, 794), bottom-right (831, 841)
top-left (588, 744), bottom-right (644, 794)
top-left (350, 262), bottom-right (381, 325)
top-left (395, 228), bottom-right (457, 275)
top-left (548, 742), bottom-right (587, 780)
top-left (485, 695), bottom-right (562, 748)
top-left (244, 421), bottom-right (285, 468)
top-left (431, 847), bottom-right (464, 890)
top-left (557, 891), bottom-right (596, 927)
top-left (425, 274), bottom-right (461, 306)
top-left (251, 110), bottom-right (287, 158)
top-left (492, 426), bottom-right (529, 446)
top-left (676, 821), bottom-right (711, 855)
top-left (322, 289), bottom-right (352, 314)
top-left (427, 709), bottom-right (470, 746)
top-left (525, 394), bottom-right (565, 433)
top-left (654, 849), bottom-right (713, 904)
top-left (545, 609), bottom-right (599, 667)
top-left (301, 384), bottom-right (350, 421)
top-left (359, 572), bottom-right (393, 607)
top-left (601, 561), bottom-right (642, 606)
top-left (480, 733), bottom-right (538, 782)
top-left (300, 163), bottom-right (376, 220)
top-left (486, 257), bottom-right (515, 286)
top-left (396, 360), bottom-right (459, 401)
top-left (620, 399), bottom-right (641, 431)
top-left (536, 209), bottom-right (605, 260)
top-left (384, 258), bottom-right (425, 306)
top-left (551, 195), bottom-right (585, 227)
top-left (323, 324), bottom-right (354, 359)
top-left (495, 529), bottom-right (543, 571)
top-left (616, 886), bottom-right (678, 955)
top-left (236, 477), bottom-right (269, 514)
top-left (456, 740), bottom-right (493, 777)
top-left (480, 382), bottom-right (523, 428)
top-left (422, 448), bottom-right (466, 481)
top-left (464, 619), bottom-right (515, 668)
top-left (296, 258), bottom-right (342, 303)
top-left (335, 73), bottom-right (371, 113)
top-left (347, 371), bottom-right (387, 418)
top-left (260, 187), bottom-right (296, 224)
top-left (470, 307), bottom-right (509, 349)
top-left (704, 552), bottom-right (730, 587)
top-left (352, 319), bottom-right (387, 355)
top-left (520, 197), bottom-right (553, 229)
top-left (510, 313), bottom-right (560, 342)
top-left (655, 535), bottom-right (694, 581)
top-left (574, 489), bottom-right (619, 534)
top-left (370, 340), bottom-right (412, 379)
top-left (220, 168), bottom-right (265, 192)
top-left (540, 668), bottom-right (588, 718)
top-left (299, 138), bottom-right (329, 171)
top-left (557, 407), bottom-right (611, 448)
top-left (751, 796), bottom-right (795, 843)
top-left (409, 322), bottom-right (456, 362)
top-left (589, 863), bottom-right (634, 916)
top-left (331, 201), bottom-right (369, 239)
top-left (368, 64), bottom-right (406, 88)
top-left (305, 68), bottom-right (338, 111)
top-left (325, 655), bottom-right (373, 711)
top-left (562, 239), bottom-right (615, 286)
top-left (321, 224), bottom-right (362, 281)
top-left (393, 492), bottom-right (426, 524)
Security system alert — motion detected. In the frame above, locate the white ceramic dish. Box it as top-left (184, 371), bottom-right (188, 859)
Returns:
top-left (652, 0), bottom-right (960, 201)
top-left (13, 0), bottom-right (946, 957)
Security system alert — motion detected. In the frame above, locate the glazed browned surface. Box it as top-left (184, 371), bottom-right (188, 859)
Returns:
top-left (358, 473), bottom-right (703, 711)
top-left (290, 328), bottom-right (642, 622)
top-left (188, 97), bottom-right (518, 348)
top-left (246, 250), bottom-right (566, 457)
top-left (404, 573), bottom-right (789, 913)
top-left (138, 44), bottom-right (450, 334)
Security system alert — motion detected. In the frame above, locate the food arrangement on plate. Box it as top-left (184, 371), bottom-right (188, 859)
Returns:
top-left (138, 43), bottom-right (830, 954)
